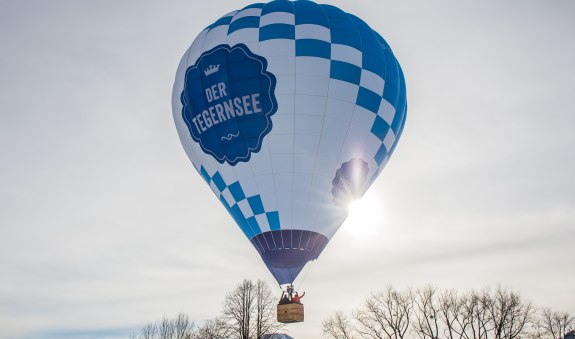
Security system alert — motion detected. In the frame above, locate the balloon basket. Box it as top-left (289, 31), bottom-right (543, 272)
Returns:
top-left (277, 303), bottom-right (304, 323)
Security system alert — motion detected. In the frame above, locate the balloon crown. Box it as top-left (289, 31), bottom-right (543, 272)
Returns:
top-left (203, 64), bottom-right (220, 76)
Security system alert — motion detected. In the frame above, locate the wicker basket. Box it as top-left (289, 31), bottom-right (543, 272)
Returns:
top-left (277, 303), bottom-right (304, 323)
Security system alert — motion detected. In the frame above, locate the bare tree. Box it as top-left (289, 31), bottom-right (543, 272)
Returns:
top-left (194, 317), bottom-right (231, 339)
top-left (484, 286), bottom-right (534, 339)
top-left (141, 323), bottom-right (158, 339)
top-left (173, 313), bottom-right (194, 339)
top-left (413, 285), bottom-right (441, 339)
top-left (158, 316), bottom-right (176, 339)
top-left (323, 311), bottom-right (356, 339)
top-left (540, 308), bottom-right (574, 339)
top-left (353, 286), bottom-right (413, 339)
top-left (438, 289), bottom-right (467, 339)
top-left (222, 279), bottom-right (283, 339)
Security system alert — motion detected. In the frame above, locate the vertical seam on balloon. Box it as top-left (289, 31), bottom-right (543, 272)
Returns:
top-left (297, 2), bottom-right (331, 232)
top-left (289, 0), bottom-right (297, 234)
top-left (332, 13), bottom-right (365, 173)
top-left (225, 9), bottom-right (260, 238)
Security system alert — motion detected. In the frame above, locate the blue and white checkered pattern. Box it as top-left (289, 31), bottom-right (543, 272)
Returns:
top-left (199, 165), bottom-right (280, 239)
top-left (173, 0), bottom-right (407, 242)
top-left (201, 0), bottom-right (407, 179)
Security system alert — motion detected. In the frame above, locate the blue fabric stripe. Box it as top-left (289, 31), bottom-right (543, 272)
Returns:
top-left (371, 116), bottom-right (390, 141)
top-left (294, 1), bottom-right (329, 27)
top-left (262, 0), bottom-right (294, 14)
top-left (356, 87), bottom-right (381, 113)
top-left (228, 16), bottom-right (260, 34)
top-left (230, 204), bottom-right (249, 237)
top-left (322, 5), bottom-right (362, 51)
top-left (228, 181), bottom-right (246, 201)
top-left (211, 172), bottom-right (227, 192)
top-left (206, 16), bottom-right (233, 30)
top-left (362, 53), bottom-right (386, 79)
top-left (247, 195), bottom-right (265, 215)
top-left (296, 39), bottom-right (331, 59)
top-left (374, 144), bottom-right (388, 165)
top-left (246, 216), bottom-right (262, 238)
top-left (266, 211), bottom-right (281, 231)
top-left (199, 166), bottom-right (211, 183)
top-left (259, 24), bottom-right (295, 41)
top-left (330, 60), bottom-right (361, 84)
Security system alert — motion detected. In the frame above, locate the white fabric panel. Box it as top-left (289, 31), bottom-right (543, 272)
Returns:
top-left (321, 117), bottom-right (349, 140)
top-left (221, 187), bottom-right (235, 207)
top-left (256, 213), bottom-right (271, 233)
top-left (272, 112), bottom-right (295, 135)
top-left (363, 133), bottom-right (384, 162)
top-left (231, 8), bottom-right (262, 21)
top-left (294, 114), bottom-right (323, 135)
top-left (238, 199), bottom-right (254, 218)
top-left (378, 98), bottom-right (396, 125)
top-left (293, 134), bottom-right (320, 154)
top-left (295, 75), bottom-right (329, 96)
top-left (227, 28), bottom-right (260, 44)
top-left (294, 153), bottom-right (316, 173)
top-left (274, 173), bottom-right (294, 227)
top-left (350, 106), bottom-right (377, 132)
top-left (274, 74), bottom-right (296, 95)
top-left (325, 98), bottom-right (355, 122)
top-left (268, 133), bottom-right (294, 154)
top-left (360, 69), bottom-right (385, 95)
top-left (327, 79), bottom-right (359, 104)
top-left (255, 174), bottom-right (278, 210)
top-left (260, 40), bottom-right (296, 58)
top-left (295, 24), bottom-right (331, 42)
top-left (250, 153), bottom-right (273, 175)
top-left (383, 129), bottom-right (397, 151)
top-left (202, 26), bottom-right (229, 51)
top-left (236, 175), bottom-right (258, 197)
top-left (295, 57), bottom-right (330, 77)
top-left (294, 96), bottom-right (326, 117)
top-left (339, 123), bottom-right (369, 161)
top-left (271, 154), bottom-right (293, 173)
top-left (291, 173), bottom-right (313, 227)
top-left (331, 43), bottom-right (362, 67)
top-left (260, 12), bottom-right (295, 26)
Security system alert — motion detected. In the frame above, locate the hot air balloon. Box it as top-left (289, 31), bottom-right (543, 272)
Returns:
top-left (172, 0), bottom-right (406, 322)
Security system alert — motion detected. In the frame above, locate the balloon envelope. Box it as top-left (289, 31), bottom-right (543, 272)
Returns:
top-left (172, 0), bottom-right (407, 285)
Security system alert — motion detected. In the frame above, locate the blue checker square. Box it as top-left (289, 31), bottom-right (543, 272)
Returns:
top-left (356, 87), bottom-right (382, 113)
top-left (374, 143), bottom-right (389, 165)
top-left (296, 39), bottom-right (331, 59)
top-left (261, 0), bottom-right (294, 14)
top-left (200, 166), bottom-right (211, 183)
top-left (266, 211), bottom-right (281, 231)
top-left (228, 181), bottom-right (246, 201)
top-left (259, 24), bottom-right (295, 41)
top-left (211, 172), bottom-right (227, 192)
top-left (228, 16), bottom-right (260, 34)
top-left (246, 216), bottom-right (262, 238)
top-left (207, 16), bottom-right (233, 29)
top-left (247, 195), bottom-right (265, 215)
top-left (371, 116), bottom-right (390, 141)
top-left (330, 60), bottom-right (361, 85)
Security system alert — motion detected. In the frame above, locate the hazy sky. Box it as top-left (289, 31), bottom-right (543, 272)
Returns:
top-left (1, 1), bottom-right (574, 338)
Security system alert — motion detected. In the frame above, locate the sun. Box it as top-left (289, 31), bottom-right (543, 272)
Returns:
top-left (342, 190), bottom-right (385, 239)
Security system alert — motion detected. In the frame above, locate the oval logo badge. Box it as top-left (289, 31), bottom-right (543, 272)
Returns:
top-left (180, 44), bottom-right (278, 166)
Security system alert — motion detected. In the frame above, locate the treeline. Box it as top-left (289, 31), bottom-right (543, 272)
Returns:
top-left (130, 281), bottom-right (573, 339)
top-left (322, 285), bottom-right (574, 339)
top-left (130, 279), bottom-right (283, 339)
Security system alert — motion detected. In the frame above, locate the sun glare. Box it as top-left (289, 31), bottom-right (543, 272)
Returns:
top-left (342, 191), bottom-right (385, 239)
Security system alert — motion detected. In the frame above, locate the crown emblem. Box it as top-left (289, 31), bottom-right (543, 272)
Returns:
top-left (204, 64), bottom-right (220, 76)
